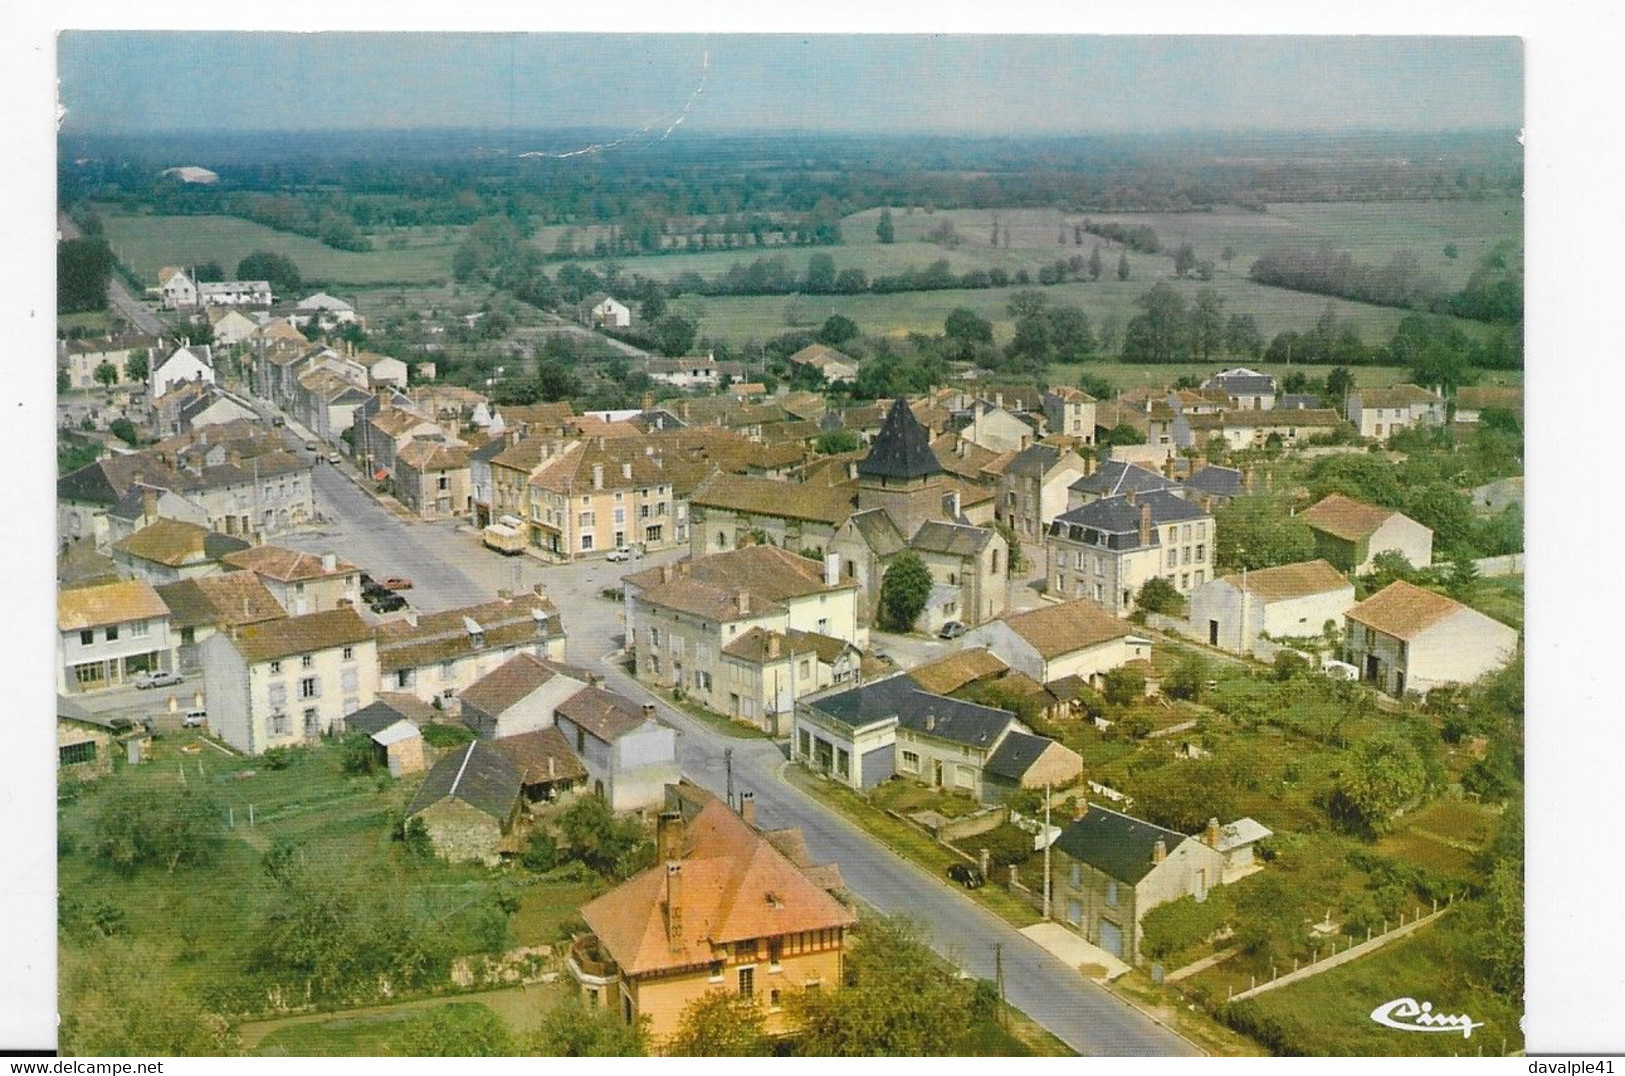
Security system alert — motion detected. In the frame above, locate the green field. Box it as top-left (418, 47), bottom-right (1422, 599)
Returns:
top-left (1226, 912), bottom-right (1522, 1056)
top-left (98, 213), bottom-right (463, 288)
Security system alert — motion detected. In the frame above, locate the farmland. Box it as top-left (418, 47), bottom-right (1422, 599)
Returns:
top-left (96, 212), bottom-right (463, 287)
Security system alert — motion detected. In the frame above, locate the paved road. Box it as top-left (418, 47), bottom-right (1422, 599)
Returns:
top-left (296, 458), bottom-right (1196, 1056)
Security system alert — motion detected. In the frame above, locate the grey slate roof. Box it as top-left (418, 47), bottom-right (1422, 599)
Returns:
top-left (1204, 371), bottom-right (1277, 396)
top-left (910, 520), bottom-right (994, 558)
top-left (346, 698), bottom-right (424, 738)
top-left (1180, 464), bottom-right (1244, 500)
top-left (1069, 460), bottom-right (1176, 499)
top-left (406, 741), bottom-right (523, 822)
top-left (1053, 805), bottom-right (1191, 884)
top-left (983, 730), bottom-right (1056, 782)
top-left (856, 397), bottom-right (943, 481)
top-left (845, 508), bottom-right (906, 557)
top-left (808, 673), bottom-right (1015, 748)
top-left (1052, 489), bottom-right (1209, 546)
top-left (1005, 443), bottom-right (1062, 478)
top-left (1278, 394), bottom-right (1322, 410)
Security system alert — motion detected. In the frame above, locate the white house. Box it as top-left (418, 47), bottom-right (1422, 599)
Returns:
top-left (1047, 489), bottom-right (1215, 617)
top-left (1201, 368), bottom-right (1278, 410)
top-left (1185, 559), bottom-right (1354, 656)
top-left (199, 280), bottom-right (274, 308)
top-left (1345, 384), bottom-right (1446, 439)
top-left (58, 581), bottom-right (176, 695)
top-left (148, 344), bottom-right (215, 400)
top-left (1343, 580), bottom-right (1519, 696)
top-left (553, 689), bottom-right (679, 811)
top-left (158, 267), bottom-right (198, 310)
top-left (458, 651), bottom-right (591, 740)
top-left (295, 292), bottom-right (361, 327)
top-left (1300, 494), bottom-right (1434, 575)
top-left (647, 354), bottom-right (720, 389)
top-left (964, 598), bottom-right (1149, 688)
top-left (201, 607), bottom-right (378, 755)
top-left (581, 293), bottom-right (632, 329)
top-left (207, 307), bottom-right (261, 347)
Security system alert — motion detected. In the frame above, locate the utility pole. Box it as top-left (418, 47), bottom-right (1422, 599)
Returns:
top-left (724, 747), bottom-right (734, 808)
top-left (1042, 782), bottom-right (1052, 920)
top-left (994, 943), bottom-right (1005, 1023)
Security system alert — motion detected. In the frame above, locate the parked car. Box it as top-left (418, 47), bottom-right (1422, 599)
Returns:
top-left (947, 863), bottom-right (985, 889)
top-left (326, 452), bottom-right (342, 465)
top-left (873, 651), bottom-right (896, 667)
top-left (604, 547), bottom-right (634, 563)
top-left (132, 670), bottom-right (183, 689)
top-left (380, 576), bottom-right (413, 591)
top-left (181, 709), bottom-right (208, 728)
top-left (937, 620), bottom-right (968, 640)
top-left (370, 593), bottom-right (408, 614)
top-left (304, 440), bottom-right (318, 452)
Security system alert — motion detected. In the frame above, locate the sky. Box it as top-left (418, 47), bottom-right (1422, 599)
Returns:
top-left (57, 33), bottom-right (1522, 136)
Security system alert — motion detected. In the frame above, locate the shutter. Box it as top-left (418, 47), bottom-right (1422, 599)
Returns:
top-left (268, 683), bottom-right (286, 708)
top-left (341, 668), bottom-right (359, 692)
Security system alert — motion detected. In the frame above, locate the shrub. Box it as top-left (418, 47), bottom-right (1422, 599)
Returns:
top-left (974, 824), bottom-right (1034, 870)
top-left (521, 830), bottom-right (560, 873)
top-left (260, 746), bottom-right (292, 770)
top-left (1140, 890), bottom-right (1233, 961)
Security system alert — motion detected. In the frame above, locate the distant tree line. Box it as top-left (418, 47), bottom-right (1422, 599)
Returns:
top-left (1249, 241), bottom-right (1522, 327)
top-left (1079, 218), bottom-right (1161, 254)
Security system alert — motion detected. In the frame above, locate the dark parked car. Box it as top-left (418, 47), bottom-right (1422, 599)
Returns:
top-left (370, 593), bottom-right (408, 614)
top-left (947, 863), bottom-right (985, 889)
top-left (937, 620), bottom-right (967, 640)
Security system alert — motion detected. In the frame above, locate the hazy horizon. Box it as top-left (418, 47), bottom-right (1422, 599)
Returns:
top-left (58, 33), bottom-right (1522, 139)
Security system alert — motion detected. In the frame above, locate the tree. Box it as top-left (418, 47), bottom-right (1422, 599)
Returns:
top-left (1214, 496), bottom-right (1316, 571)
top-left (236, 251), bottom-right (302, 295)
top-left (529, 996), bottom-right (647, 1056)
top-left (1191, 289), bottom-right (1226, 361)
top-left (1329, 730), bottom-right (1427, 834)
top-left (805, 252), bottom-right (838, 294)
top-left (944, 307), bottom-right (994, 349)
top-left (94, 787), bottom-right (223, 873)
top-left (1325, 365), bottom-right (1354, 402)
top-left (1132, 760), bottom-right (1237, 833)
top-left (1088, 244), bottom-right (1103, 281)
top-left (555, 795), bottom-right (651, 879)
top-left (1478, 858), bottom-right (1523, 995)
top-left (1446, 551), bottom-right (1481, 600)
top-left (59, 938), bottom-right (236, 1056)
top-left (1101, 666), bottom-right (1146, 708)
top-left (667, 991), bottom-right (772, 1056)
top-left (1006, 290), bottom-right (1049, 321)
top-left (817, 314), bottom-right (860, 347)
top-left (1117, 251), bottom-right (1131, 281)
top-left (93, 362), bottom-right (119, 388)
top-left (816, 429), bottom-right (861, 455)
top-left (878, 552), bottom-right (932, 632)
top-left (875, 209), bottom-right (895, 244)
top-left (1163, 654), bottom-right (1209, 701)
top-left (1135, 577), bottom-right (1183, 615)
top-left (109, 417), bottom-right (140, 447)
top-left (1173, 242), bottom-right (1197, 278)
top-left (641, 292), bottom-right (668, 323)
top-left (1442, 242), bottom-right (1459, 261)
top-left (1221, 244), bottom-right (1237, 264)
top-left (1224, 313), bottom-right (1264, 360)
top-left (1046, 305), bottom-right (1096, 361)
top-left (58, 238), bottom-right (114, 313)
top-left (651, 314), bottom-right (698, 357)
top-left (194, 260), bottom-right (225, 283)
top-left (398, 1004), bottom-right (514, 1057)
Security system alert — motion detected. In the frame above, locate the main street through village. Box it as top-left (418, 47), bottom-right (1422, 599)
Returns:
top-left (271, 422), bottom-right (1197, 1057)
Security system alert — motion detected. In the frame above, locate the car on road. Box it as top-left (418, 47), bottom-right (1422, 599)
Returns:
top-left (370, 593), bottom-right (408, 614)
top-left (326, 452), bottom-right (342, 465)
top-left (873, 651), bottom-right (896, 667)
top-left (380, 576), bottom-right (413, 591)
top-left (182, 709), bottom-right (208, 728)
top-left (304, 440), bottom-right (318, 452)
top-left (604, 547), bottom-right (636, 563)
top-left (132, 670), bottom-right (183, 689)
top-left (937, 620), bottom-right (968, 639)
top-left (947, 863), bottom-right (985, 889)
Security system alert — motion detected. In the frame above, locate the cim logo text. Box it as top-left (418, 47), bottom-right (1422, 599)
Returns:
top-left (1370, 997), bottom-right (1484, 1039)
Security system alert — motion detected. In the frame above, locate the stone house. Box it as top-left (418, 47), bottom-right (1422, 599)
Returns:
top-left (1051, 802), bottom-right (1228, 963)
top-left (1046, 489), bottom-right (1215, 616)
top-left (109, 519), bottom-right (252, 585)
top-left (156, 570), bottom-right (286, 674)
top-left (57, 695), bottom-right (119, 779)
top-left (907, 520), bottom-right (1008, 631)
top-left (997, 443), bottom-right (1091, 544)
top-left (393, 439), bottom-right (474, 521)
top-left (715, 627), bottom-right (862, 736)
top-left (553, 689), bottom-right (680, 812)
top-left (1343, 580), bottom-right (1519, 697)
top-left (456, 651), bottom-right (591, 740)
top-left (343, 701), bottom-right (428, 778)
top-left (378, 591), bottom-right (568, 706)
top-left (61, 333), bottom-right (159, 390)
top-left (221, 546), bottom-right (361, 616)
top-left (200, 607), bottom-right (378, 755)
top-left (1300, 494), bottom-right (1434, 574)
top-left (688, 472), bottom-right (857, 557)
top-left (1184, 559), bottom-right (1355, 656)
top-left (405, 741), bottom-right (525, 865)
top-left (573, 793), bottom-right (856, 1049)
top-left (1042, 387), bottom-right (1098, 445)
top-left (963, 598), bottom-right (1149, 687)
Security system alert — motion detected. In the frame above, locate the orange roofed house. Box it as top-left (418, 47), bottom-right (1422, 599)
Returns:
top-left (571, 786), bottom-right (856, 1049)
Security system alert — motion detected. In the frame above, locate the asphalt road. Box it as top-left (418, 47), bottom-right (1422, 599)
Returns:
top-left (298, 454), bottom-right (1197, 1056)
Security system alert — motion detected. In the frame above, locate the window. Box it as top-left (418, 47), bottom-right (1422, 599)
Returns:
top-left (579, 510), bottom-right (595, 529)
top-left (268, 683), bottom-right (287, 708)
top-left (1106, 880), bottom-right (1120, 907)
top-left (302, 654), bottom-right (314, 669)
top-left (303, 708), bottom-right (321, 735)
top-left (1194, 570), bottom-right (1205, 586)
top-left (395, 669), bottom-right (412, 688)
top-left (105, 625), bottom-right (119, 642)
top-left (130, 620), bottom-right (148, 638)
top-left (581, 534), bottom-right (594, 551)
top-left (799, 730), bottom-right (811, 758)
top-left (768, 938), bottom-right (782, 969)
top-left (299, 677), bottom-right (318, 699)
top-left (614, 507), bottom-right (625, 524)
top-left (835, 748), bottom-right (850, 778)
top-left (437, 475), bottom-right (449, 491)
top-left (79, 629), bottom-right (93, 646)
top-left (1166, 548), bottom-right (1178, 568)
top-left (709, 961), bottom-right (724, 983)
top-left (60, 741), bottom-right (97, 766)
top-left (271, 712), bottom-right (290, 736)
top-left (799, 659), bottom-right (811, 677)
top-left (1070, 863), bottom-right (1082, 887)
top-left (901, 750), bottom-right (920, 773)
top-left (1196, 543), bottom-right (1206, 562)
top-left (769, 988), bottom-right (781, 1009)
top-left (737, 966), bottom-right (755, 998)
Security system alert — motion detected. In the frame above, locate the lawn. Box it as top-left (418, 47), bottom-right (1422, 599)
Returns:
top-left (1225, 911), bottom-right (1523, 1056)
top-left (252, 999), bottom-right (502, 1056)
top-left (97, 212), bottom-right (463, 288)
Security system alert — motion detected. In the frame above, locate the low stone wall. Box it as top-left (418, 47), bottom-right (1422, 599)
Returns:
top-left (1473, 553), bottom-right (1524, 577)
top-left (936, 805), bottom-right (1008, 843)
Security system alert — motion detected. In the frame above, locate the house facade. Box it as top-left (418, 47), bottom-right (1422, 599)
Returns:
top-left (200, 608), bottom-right (378, 755)
top-left (1185, 559), bottom-right (1355, 655)
top-left (1343, 580), bottom-right (1519, 696)
top-left (405, 741), bottom-right (524, 865)
top-left (1042, 387), bottom-right (1098, 445)
top-left (221, 546), bottom-right (361, 616)
top-left (1300, 494), bottom-right (1434, 574)
top-left (553, 690), bottom-right (680, 811)
top-left (58, 581), bottom-right (175, 694)
top-left (963, 598), bottom-right (1148, 687)
top-left (457, 652), bottom-right (590, 740)
top-left (1346, 384), bottom-right (1446, 439)
top-left (1047, 490), bottom-right (1215, 616)
top-left (377, 591), bottom-right (568, 705)
top-left (997, 443), bottom-right (1090, 544)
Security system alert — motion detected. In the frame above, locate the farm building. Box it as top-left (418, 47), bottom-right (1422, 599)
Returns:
top-left (1300, 494), bottom-right (1433, 575)
top-left (405, 741), bottom-right (525, 865)
top-left (1184, 559), bottom-right (1354, 656)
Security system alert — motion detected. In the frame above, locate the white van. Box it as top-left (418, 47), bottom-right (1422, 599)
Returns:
top-left (182, 709), bottom-right (208, 728)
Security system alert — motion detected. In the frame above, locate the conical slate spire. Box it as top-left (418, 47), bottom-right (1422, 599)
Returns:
top-left (857, 397), bottom-right (943, 481)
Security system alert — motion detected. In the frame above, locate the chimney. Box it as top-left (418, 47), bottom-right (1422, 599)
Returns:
top-left (824, 552), bottom-right (840, 587)
top-left (1125, 488), bottom-right (1136, 506)
top-left (666, 862), bottom-right (684, 953)
top-left (642, 392), bottom-right (654, 411)
top-left (321, 552), bottom-right (337, 572)
top-left (642, 702), bottom-right (656, 721)
top-left (141, 487), bottom-right (158, 520)
top-left (1192, 455), bottom-right (1206, 476)
top-left (547, 756), bottom-right (556, 778)
top-left (735, 590), bottom-right (751, 616)
top-left (657, 810), bottom-right (684, 864)
top-left (1205, 817), bottom-right (1221, 849)
top-left (739, 790), bottom-right (756, 826)
top-left (1139, 503), bottom-right (1152, 548)
top-left (592, 463), bottom-right (604, 490)
top-left (532, 608), bottom-right (550, 635)
top-left (1152, 838), bottom-right (1167, 864)
top-left (925, 713), bottom-right (936, 732)
top-left (767, 634), bottom-right (781, 659)
top-left (995, 392), bottom-right (1004, 410)
top-left (1073, 798), bottom-right (1088, 821)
